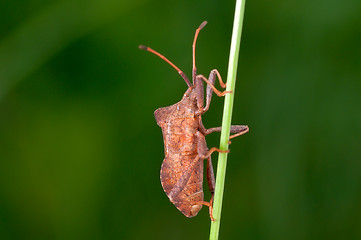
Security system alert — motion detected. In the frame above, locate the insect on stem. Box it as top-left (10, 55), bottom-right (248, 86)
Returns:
top-left (139, 21), bottom-right (249, 223)
top-left (139, 45), bottom-right (191, 87)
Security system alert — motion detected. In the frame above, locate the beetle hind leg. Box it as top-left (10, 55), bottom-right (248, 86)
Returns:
top-left (206, 155), bottom-right (215, 221)
top-left (186, 200), bottom-right (215, 221)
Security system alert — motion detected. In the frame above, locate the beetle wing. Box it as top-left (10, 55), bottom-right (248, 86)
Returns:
top-left (160, 154), bottom-right (204, 217)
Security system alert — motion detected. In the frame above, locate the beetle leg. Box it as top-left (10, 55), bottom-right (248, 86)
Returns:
top-left (229, 126), bottom-right (250, 139)
top-left (209, 69), bottom-right (227, 88)
top-left (198, 74), bottom-right (230, 97)
top-left (181, 199), bottom-right (215, 221)
top-left (201, 200), bottom-right (214, 222)
top-left (196, 69), bottom-right (231, 113)
top-left (206, 156), bottom-right (215, 220)
top-left (203, 147), bottom-right (229, 159)
top-left (206, 156), bottom-right (215, 194)
top-left (196, 132), bottom-right (229, 159)
top-left (203, 125), bottom-right (249, 137)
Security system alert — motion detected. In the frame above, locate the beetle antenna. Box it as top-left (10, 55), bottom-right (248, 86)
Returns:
top-left (192, 21), bottom-right (207, 84)
top-left (139, 45), bottom-right (191, 87)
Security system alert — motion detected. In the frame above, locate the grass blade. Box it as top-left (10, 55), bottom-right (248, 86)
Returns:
top-left (209, 0), bottom-right (247, 239)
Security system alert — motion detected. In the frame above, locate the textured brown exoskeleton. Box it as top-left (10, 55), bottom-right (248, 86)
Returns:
top-left (139, 21), bottom-right (249, 221)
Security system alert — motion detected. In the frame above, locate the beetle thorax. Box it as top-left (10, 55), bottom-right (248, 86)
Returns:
top-left (180, 86), bottom-right (199, 111)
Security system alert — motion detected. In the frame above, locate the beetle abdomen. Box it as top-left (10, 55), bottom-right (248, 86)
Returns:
top-left (160, 154), bottom-right (204, 217)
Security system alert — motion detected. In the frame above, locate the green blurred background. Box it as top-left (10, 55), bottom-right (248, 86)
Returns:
top-left (0, 0), bottom-right (360, 239)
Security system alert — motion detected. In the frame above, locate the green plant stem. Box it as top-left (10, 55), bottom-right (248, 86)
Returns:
top-left (209, 0), bottom-right (246, 239)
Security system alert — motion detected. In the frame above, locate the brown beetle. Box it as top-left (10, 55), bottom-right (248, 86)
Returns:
top-left (139, 21), bottom-right (249, 221)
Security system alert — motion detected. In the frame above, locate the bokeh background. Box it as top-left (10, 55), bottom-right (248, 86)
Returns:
top-left (1, 0), bottom-right (360, 239)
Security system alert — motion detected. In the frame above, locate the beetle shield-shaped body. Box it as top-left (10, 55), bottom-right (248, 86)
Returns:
top-left (141, 21), bottom-right (249, 220)
top-left (155, 87), bottom-right (205, 217)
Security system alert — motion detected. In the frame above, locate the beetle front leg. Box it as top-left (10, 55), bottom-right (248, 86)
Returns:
top-left (198, 69), bottom-right (231, 113)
